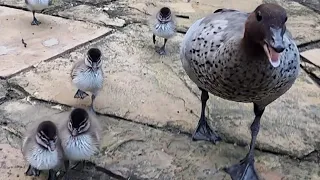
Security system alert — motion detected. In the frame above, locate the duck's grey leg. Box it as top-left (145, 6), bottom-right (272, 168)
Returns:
top-left (192, 88), bottom-right (222, 143)
top-left (224, 103), bottom-right (265, 180)
top-left (25, 165), bottom-right (40, 176)
top-left (48, 169), bottom-right (57, 180)
top-left (156, 38), bottom-right (168, 55)
top-left (153, 34), bottom-right (156, 45)
top-left (74, 89), bottom-right (89, 99)
top-left (31, 11), bottom-right (41, 25)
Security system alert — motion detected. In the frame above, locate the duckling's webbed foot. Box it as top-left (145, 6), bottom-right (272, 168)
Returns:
top-left (48, 169), bottom-right (57, 180)
top-left (31, 11), bottom-right (41, 25)
top-left (31, 19), bottom-right (41, 25)
top-left (192, 88), bottom-right (221, 143)
top-left (156, 46), bottom-right (167, 55)
top-left (25, 165), bottom-right (40, 176)
top-left (156, 38), bottom-right (168, 55)
top-left (224, 156), bottom-right (259, 180)
top-left (74, 89), bottom-right (89, 99)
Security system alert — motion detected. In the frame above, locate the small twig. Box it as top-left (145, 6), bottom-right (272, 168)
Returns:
top-left (21, 38), bottom-right (27, 48)
top-left (127, 6), bottom-right (151, 16)
top-left (1, 126), bottom-right (22, 138)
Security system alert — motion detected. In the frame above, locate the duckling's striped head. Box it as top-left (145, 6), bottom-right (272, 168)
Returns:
top-left (84, 48), bottom-right (103, 70)
top-left (36, 121), bottom-right (58, 152)
top-left (68, 108), bottom-right (91, 136)
top-left (157, 7), bottom-right (172, 23)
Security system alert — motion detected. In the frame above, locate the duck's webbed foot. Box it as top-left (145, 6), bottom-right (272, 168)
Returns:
top-left (224, 156), bottom-right (259, 180)
top-left (192, 116), bottom-right (222, 143)
top-left (192, 88), bottom-right (221, 144)
top-left (48, 169), bottom-right (57, 180)
top-left (74, 89), bottom-right (89, 99)
top-left (25, 165), bottom-right (40, 176)
top-left (224, 103), bottom-right (265, 180)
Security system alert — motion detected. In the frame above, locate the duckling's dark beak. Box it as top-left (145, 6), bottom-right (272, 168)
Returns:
top-left (72, 129), bottom-right (78, 136)
top-left (263, 27), bottom-right (285, 68)
top-left (92, 62), bottom-right (98, 70)
top-left (49, 141), bottom-right (56, 151)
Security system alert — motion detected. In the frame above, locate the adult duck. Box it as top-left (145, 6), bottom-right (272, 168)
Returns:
top-left (180, 3), bottom-right (300, 180)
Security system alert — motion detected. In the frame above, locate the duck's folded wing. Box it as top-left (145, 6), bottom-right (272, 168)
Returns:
top-left (180, 10), bottom-right (248, 76)
top-left (181, 10), bottom-right (248, 62)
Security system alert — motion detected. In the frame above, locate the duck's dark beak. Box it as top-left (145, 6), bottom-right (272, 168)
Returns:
top-left (263, 27), bottom-right (285, 68)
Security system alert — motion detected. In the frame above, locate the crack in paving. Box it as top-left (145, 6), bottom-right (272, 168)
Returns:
top-left (4, 81), bottom-right (319, 164)
top-left (293, 0), bottom-right (320, 14)
top-left (0, 27), bottom-right (115, 80)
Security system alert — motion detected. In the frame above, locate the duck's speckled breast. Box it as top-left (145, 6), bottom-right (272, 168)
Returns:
top-left (197, 38), bottom-right (299, 104)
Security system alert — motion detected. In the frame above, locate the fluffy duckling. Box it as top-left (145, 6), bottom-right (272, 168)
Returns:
top-left (25, 0), bottom-right (52, 25)
top-left (150, 7), bottom-right (176, 55)
top-left (22, 120), bottom-right (63, 180)
top-left (71, 48), bottom-right (104, 112)
top-left (60, 108), bottom-right (102, 171)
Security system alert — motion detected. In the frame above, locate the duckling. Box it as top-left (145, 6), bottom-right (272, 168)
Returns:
top-left (60, 108), bottom-right (102, 171)
top-left (71, 48), bottom-right (104, 112)
top-left (25, 0), bottom-right (52, 25)
top-left (22, 120), bottom-right (63, 180)
top-left (150, 7), bottom-right (176, 55)
top-left (180, 3), bottom-right (300, 180)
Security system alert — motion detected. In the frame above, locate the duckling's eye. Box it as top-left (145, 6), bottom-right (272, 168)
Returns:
top-left (256, 11), bottom-right (262, 22)
top-left (68, 122), bottom-right (72, 129)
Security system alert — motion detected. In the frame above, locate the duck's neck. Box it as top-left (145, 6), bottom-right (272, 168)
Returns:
top-left (241, 35), bottom-right (265, 59)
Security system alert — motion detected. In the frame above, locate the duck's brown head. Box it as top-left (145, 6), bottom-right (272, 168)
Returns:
top-left (244, 3), bottom-right (288, 67)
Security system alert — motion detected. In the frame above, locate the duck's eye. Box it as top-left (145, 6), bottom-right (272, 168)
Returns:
top-left (284, 16), bottom-right (288, 23)
top-left (256, 11), bottom-right (262, 22)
